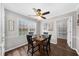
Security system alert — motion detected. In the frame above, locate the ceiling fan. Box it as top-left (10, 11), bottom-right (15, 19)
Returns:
top-left (30, 8), bottom-right (50, 19)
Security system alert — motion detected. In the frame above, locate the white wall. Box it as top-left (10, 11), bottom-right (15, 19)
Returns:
top-left (5, 9), bottom-right (37, 51)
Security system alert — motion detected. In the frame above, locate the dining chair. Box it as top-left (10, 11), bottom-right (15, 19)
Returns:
top-left (43, 35), bottom-right (52, 55)
top-left (26, 35), bottom-right (39, 56)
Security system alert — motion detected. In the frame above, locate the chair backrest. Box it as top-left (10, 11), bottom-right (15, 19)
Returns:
top-left (47, 35), bottom-right (52, 44)
top-left (42, 34), bottom-right (49, 38)
top-left (43, 32), bottom-right (48, 35)
top-left (29, 32), bottom-right (34, 35)
top-left (26, 35), bottom-right (33, 45)
top-left (42, 35), bottom-right (46, 38)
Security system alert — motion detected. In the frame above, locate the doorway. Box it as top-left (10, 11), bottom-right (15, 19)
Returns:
top-left (56, 18), bottom-right (67, 40)
top-left (56, 16), bottom-right (73, 48)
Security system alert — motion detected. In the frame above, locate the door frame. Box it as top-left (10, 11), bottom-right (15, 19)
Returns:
top-left (0, 3), bottom-right (5, 56)
top-left (67, 16), bottom-right (73, 48)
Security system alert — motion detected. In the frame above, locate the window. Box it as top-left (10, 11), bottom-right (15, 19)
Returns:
top-left (19, 18), bottom-right (36, 36)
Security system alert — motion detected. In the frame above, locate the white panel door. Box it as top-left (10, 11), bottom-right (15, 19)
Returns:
top-left (67, 16), bottom-right (73, 48)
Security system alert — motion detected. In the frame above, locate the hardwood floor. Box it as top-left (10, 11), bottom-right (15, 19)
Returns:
top-left (5, 39), bottom-right (78, 56)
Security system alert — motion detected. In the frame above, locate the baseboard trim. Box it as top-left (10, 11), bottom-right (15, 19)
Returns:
top-left (5, 42), bottom-right (27, 52)
top-left (50, 42), bottom-right (57, 44)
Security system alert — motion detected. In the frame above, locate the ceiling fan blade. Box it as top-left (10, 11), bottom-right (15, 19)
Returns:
top-left (42, 11), bottom-right (50, 15)
top-left (37, 9), bottom-right (41, 12)
top-left (41, 16), bottom-right (46, 19)
top-left (33, 8), bottom-right (37, 12)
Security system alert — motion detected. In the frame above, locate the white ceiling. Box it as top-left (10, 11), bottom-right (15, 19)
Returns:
top-left (3, 3), bottom-right (79, 19)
